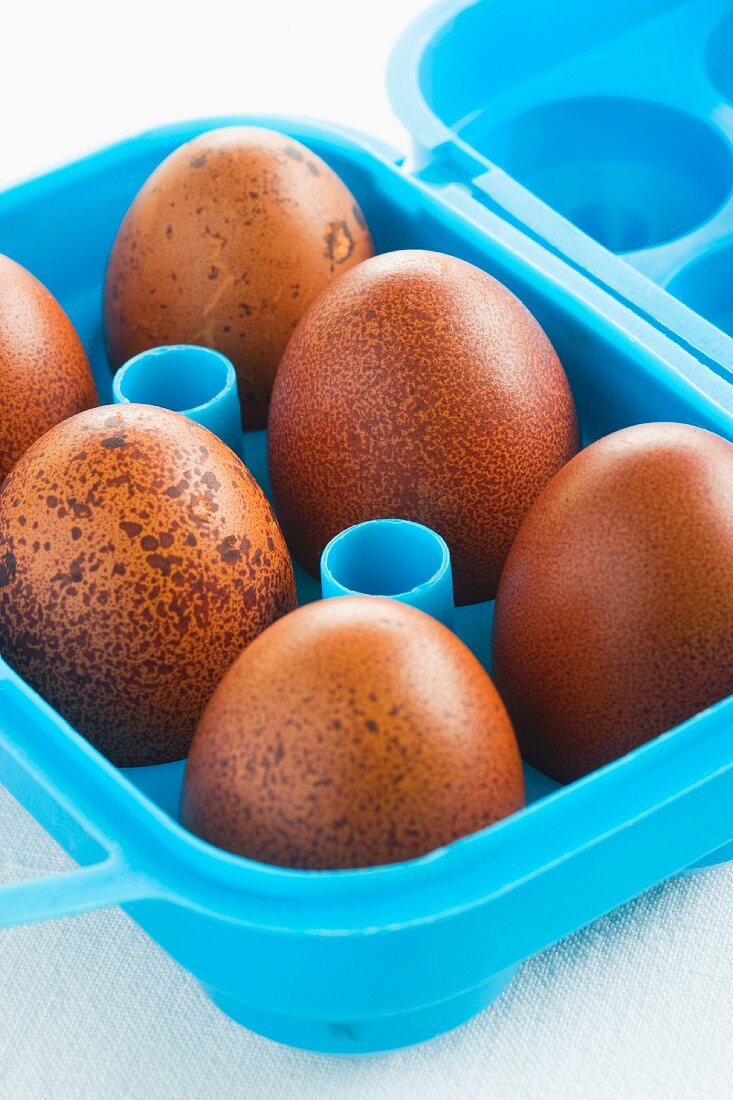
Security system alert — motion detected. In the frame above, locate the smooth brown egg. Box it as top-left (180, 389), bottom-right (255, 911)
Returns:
top-left (0, 255), bottom-right (97, 482)
top-left (268, 250), bottom-right (579, 605)
top-left (492, 422), bottom-right (733, 783)
top-left (181, 595), bottom-right (525, 870)
top-left (0, 403), bottom-right (296, 766)
top-left (103, 126), bottom-right (374, 429)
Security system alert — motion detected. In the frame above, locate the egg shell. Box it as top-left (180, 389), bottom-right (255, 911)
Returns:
top-left (103, 126), bottom-right (374, 430)
top-left (492, 422), bottom-right (733, 783)
top-left (0, 404), bottom-right (297, 766)
top-left (268, 250), bottom-right (579, 605)
top-left (181, 595), bottom-right (525, 870)
top-left (0, 255), bottom-right (97, 482)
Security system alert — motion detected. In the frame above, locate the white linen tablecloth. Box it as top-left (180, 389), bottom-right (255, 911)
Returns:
top-left (1, 784), bottom-right (731, 1099)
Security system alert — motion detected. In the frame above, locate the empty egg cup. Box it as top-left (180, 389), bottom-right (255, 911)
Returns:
top-left (469, 96), bottom-right (733, 254)
top-left (666, 242), bottom-right (733, 340)
top-left (320, 518), bottom-right (454, 628)
top-left (112, 345), bottom-right (244, 460)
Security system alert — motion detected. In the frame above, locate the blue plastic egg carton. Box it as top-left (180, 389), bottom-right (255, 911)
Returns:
top-left (0, 57), bottom-right (732, 1057)
top-left (390, 0), bottom-right (733, 409)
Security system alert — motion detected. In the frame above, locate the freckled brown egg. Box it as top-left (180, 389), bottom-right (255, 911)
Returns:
top-left (103, 126), bottom-right (374, 430)
top-left (0, 255), bottom-right (97, 482)
top-left (0, 403), bottom-right (296, 766)
top-left (492, 422), bottom-right (733, 783)
top-left (181, 596), bottom-right (525, 870)
top-left (268, 250), bottom-right (579, 605)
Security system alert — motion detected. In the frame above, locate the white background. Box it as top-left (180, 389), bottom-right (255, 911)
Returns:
top-left (0, 0), bottom-right (422, 190)
top-left (0, 2), bottom-right (732, 1097)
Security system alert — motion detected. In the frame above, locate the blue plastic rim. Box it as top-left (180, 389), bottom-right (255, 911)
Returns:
top-left (112, 344), bottom-right (244, 458)
top-left (321, 519), bottom-right (454, 627)
top-left (0, 113), bottom-right (730, 1055)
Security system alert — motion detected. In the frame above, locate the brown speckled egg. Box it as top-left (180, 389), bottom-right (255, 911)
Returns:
top-left (181, 595), bottom-right (525, 870)
top-left (492, 422), bottom-right (733, 783)
top-left (268, 250), bottom-right (579, 605)
top-left (0, 403), bottom-right (296, 766)
top-left (103, 126), bottom-right (374, 429)
top-left (0, 255), bottom-right (97, 482)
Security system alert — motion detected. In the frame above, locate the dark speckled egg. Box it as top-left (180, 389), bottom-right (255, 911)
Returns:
top-left (181, 596), bottom-right (525, 870)
top-left (0, 255), bottom-right (97, 482)
top-left (0, 403), bottom-right (296, 766)
top-left (268, 250), bottom-right (579, 605)
top-left (492, 422), bottom-right (733, 783)
top-left (103, 126), bottom-right (374, 430)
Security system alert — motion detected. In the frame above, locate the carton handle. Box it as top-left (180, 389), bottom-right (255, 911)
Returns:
top-left (0, 853), bottom-right (152, 929)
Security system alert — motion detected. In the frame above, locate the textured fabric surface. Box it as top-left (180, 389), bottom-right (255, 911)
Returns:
top-left (0, 784), bottom-right (731, 1099)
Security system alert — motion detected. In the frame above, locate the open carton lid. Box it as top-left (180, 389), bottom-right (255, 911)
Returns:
top-left (389, 0), bottom-right (733, 404)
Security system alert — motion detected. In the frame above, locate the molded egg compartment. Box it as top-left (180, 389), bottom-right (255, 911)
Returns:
top-left (0, 116), bottom-right (731, 1054)
top-left (389, 0), bottom-right (733, 400)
